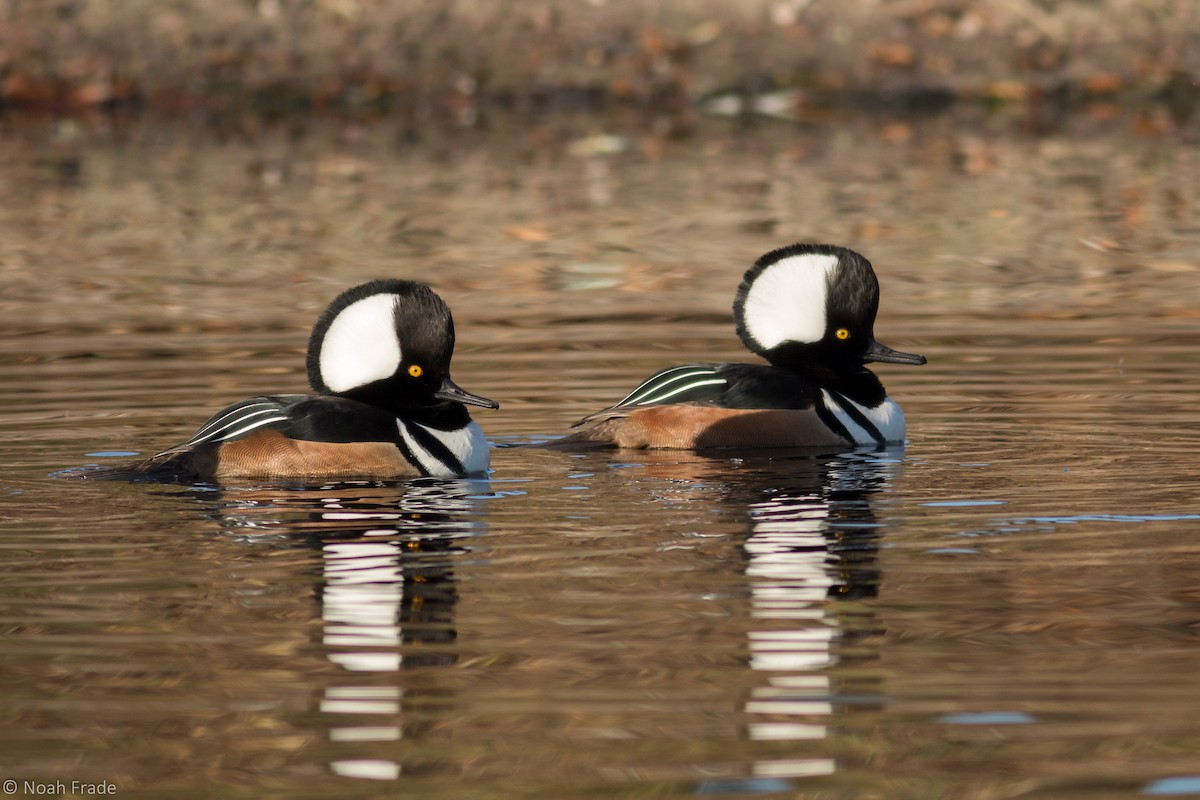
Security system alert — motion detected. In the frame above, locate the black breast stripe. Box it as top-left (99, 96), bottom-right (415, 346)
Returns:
top-left (813, 400), bottom-right (854, 445)
top-left (396, 421), bottom-right (466, 477)
top-left (823, 390), bottom-right (886, 446)
top-left (392, 432), bottom-right (430, 478)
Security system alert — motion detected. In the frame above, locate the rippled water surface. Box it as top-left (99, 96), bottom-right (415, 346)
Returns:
top-left (3, 110), bottom-right (1200, 799)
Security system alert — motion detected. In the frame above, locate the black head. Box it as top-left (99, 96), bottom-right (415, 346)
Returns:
top-left (733, 243), bottom-right (926, 375)
top-left (306, 279), bottom-right (498, 415)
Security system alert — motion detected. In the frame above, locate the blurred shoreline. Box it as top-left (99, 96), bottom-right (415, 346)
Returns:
top-left (1, 0), bottom-right (1197, 119)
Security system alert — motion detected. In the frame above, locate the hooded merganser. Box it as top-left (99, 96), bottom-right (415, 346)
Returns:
top-left (114, 280), bottom-right (498, 481)
top-left (555, 243), bottom-right (926, 450)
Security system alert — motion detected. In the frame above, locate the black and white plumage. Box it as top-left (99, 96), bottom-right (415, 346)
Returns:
top-left (107, 280), bottom-right (497, 481)
top-left (559, 244), bottom-right (926, 450)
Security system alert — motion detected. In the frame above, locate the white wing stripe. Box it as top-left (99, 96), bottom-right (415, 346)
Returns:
top-left (614, 365), bottom-right (717, 406)
top-left (629, 377), bottom-right (727, 406)
top-left (189, 402), bottom-right (276, 434)
top-left (214, 415), bottom-right (290, 442)
top-left (190, 402), bottom-right (279, 439)
top-left (185, 406), bottom-right (288, 446)
top-left (620, 368), bottom-right (724, 406)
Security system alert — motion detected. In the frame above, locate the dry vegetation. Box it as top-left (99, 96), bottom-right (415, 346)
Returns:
top-left (1, 0), bottom-right (1197, 117)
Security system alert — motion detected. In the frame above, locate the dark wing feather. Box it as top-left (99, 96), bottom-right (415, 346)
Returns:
top-left (93, 394), bottom-right (409, 481)
top-left (157, 394), bottom-right (404, 455)
top-left (154, 396), bottom-right (299, 455)
top-left (573, 362), bottom-right (819, 427)
top-left (267, 395), bottom-right (404, 444)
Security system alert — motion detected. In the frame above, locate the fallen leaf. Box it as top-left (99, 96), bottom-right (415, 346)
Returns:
top-left (503, 226), bottom-right (551, 242)
top-left (1145, 260), bottom-right (1197, 273)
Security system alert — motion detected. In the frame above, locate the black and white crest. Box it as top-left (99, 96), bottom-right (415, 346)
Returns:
top-left (305, 280), bottom-right (455, 396)
top-left (733, 243), bottom-right (880, 357)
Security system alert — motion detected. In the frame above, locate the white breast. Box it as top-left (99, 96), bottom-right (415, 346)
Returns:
top-left (397, 420), bottom-right (490, 476)
top-left (819, 389), bottom-right (907, 445)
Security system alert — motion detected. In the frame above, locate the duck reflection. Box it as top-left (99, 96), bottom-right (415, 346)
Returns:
top-left (314, 481), bottom-right (475, 673)
top-left (190, 476), bottom-right (488, 781)
top-left (735, 451), bottom-right (891, 785)
top-left (618, 446), bottom-right (895, 792)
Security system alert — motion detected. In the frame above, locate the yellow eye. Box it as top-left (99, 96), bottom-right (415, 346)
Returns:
top-left (407, 364), bottom-right (423, 378)
top-left (835, 328), bottom-right (851, 340)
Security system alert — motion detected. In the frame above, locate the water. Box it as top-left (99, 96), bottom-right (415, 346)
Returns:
top-left (2, 108), bottom-right (1200, 799)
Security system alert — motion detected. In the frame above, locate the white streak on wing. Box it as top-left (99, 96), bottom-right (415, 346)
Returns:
top-left (742, 253), bottom-right (838, 348)
top-left (184, 404), bottom-right (287, 446)
top-left (615, 365), bottom-right (715, 406)
top-left (628, 377), bottom-right (727, 405)
top-left (617, 367), bottom-right (727, 407)
top-left (320, 293), bottom-right (401, 393)
top-left (215, 415), bottom-right (290, 442)
top-left (189, 402), bottom-right (277, 439)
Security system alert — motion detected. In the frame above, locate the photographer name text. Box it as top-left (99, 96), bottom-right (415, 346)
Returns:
top-left (3, 780), bottom-right (117, 796)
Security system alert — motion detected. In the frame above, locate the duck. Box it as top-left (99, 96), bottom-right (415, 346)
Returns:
top-left (554, 243), bottom-right (925, 450)
top-left (110, 279), bottom-right (497, 480)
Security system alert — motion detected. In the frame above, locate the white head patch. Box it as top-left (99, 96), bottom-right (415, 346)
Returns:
top-left (319, 293), bottom-right (401, 393)
top-left (740, 252), bottom-right (839, 349)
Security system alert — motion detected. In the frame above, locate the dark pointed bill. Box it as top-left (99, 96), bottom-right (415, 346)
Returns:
top-left (435, 376), bottom-right (500, 409)
top-left (864, 339), bottom-right (927, 366)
